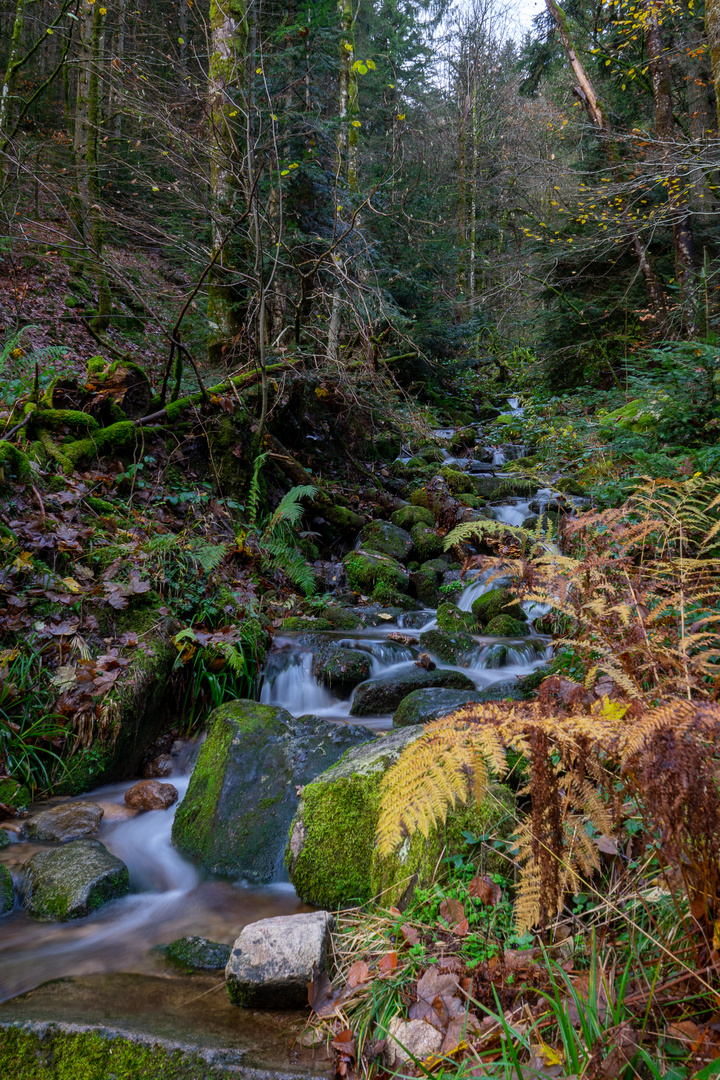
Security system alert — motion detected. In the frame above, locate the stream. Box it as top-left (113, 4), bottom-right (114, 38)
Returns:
top-left (0, 401), bottom-right (554, 1009)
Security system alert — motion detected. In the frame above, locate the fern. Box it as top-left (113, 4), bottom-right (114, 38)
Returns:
top-left (264, 536), bottom-right (317, 596)
top-left (189, 541), bottom-right (227, 573)
top-left (444, 515), bottom-right (555, 556)
top-left (267, 485), bottom-right (318, 532)
top-left (247, 451), bottom-right (268, 526)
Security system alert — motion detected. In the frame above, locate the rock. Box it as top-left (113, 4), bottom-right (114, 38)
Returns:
top-left (485, 615), bottom-right (530, 637)
top-left (391, 504), bottom-right (434, 530)
top-left (388, 632), bottom-right (419, 646)
top-left (21, 839), bottom-right (130, 920)
top-left (313, 646), bottom-right (372, 695)
top-left (522, 514), bottom-right (539, 529)
top-left (393, 688), bottom-right (483, 726)
top-left (358, 521), bottom-right (413, 561)
top-left (0, 778), bottom-right (30, 811)
top-left (422, 557), bottom-right (450, 576)
top-left (143, 754), bottom-right (173, 778)
top-left (343, 550), bottom-right (409, 594)
top-left (419, 628), bottom-right (477, 665)
top-left (436, 602), bottom-right (476, 634)
top-left (21, 801), bottom-right (104, 843)
top-left (415, 652), bottom-right (436, 670)
top-left (400, 610), bottom-right (433, 629)
top-left (555, 477), bottom-right (586, 496)
top-left (409, 522), bottom-right (444, 561)
top-left (166, 935), bottom-right (232, 971)
top-left (349, 667), bottom-right (476, 716)
top-left (470, 477), bottom-right (504, 499)
top-left (356, 604), bottom-right (407, 626)
top-left (172, 701), bottom-right (374, 882)
top-left (280, 616), bottom-right (333, 631)
top-left (0, 865), bottom-right (13, 915)
top-left (448, 427), bottom-right (477, 452)
top-left (371, 582), bottom-right (419, 609)
top-left (410, 569), bottom-right (439, 607)
top-left (459, 493), bottom-right (483, 509)
top-left (384, 1018), bottom-right (443, 1068)
top-left (124, 780), bottom-right (178, 811)
top-left (438, 467), bottom-right (474, 495)
top-left (322, 604), bottom-right (362, 630)
top-left (286, 728), bottom-right (513, 908)
top-left (483, 644), bottom-right (507, 668)
top-left (471, 587), bottom-right (526, 626)
top-left (225, 911), bottom-right (334, 1008)
top-left (417, 446), bottom-right (446, 464)
top-left (474, 680), bottom-right (529, 702)
top-left (0, 829), bottom-right (11, 850)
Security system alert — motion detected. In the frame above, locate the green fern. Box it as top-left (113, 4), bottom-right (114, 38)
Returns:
top-left (248, 452), bottom-right (269, 526)
top-left (267, 484), bottom-right (318, 533)
top-left (189, 541), bottom-right (227, 572)
top-left (264, 536), bottom-right (317, 596)
top-left (444, 515), bottom-right (554, 554)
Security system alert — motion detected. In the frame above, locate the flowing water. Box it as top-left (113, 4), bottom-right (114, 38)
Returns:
top-left (0, 406), bottom-right (554, 1007)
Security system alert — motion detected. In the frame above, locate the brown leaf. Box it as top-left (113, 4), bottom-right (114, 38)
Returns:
top-left (453, 918), bottom-right (470, 937)
top-left (468, 875), bottom-right (502, 906)
top-left (377, 951), bottom-right (397, 975)
top-left (595, 834), bottom-right (619, 855)
top-left (400, 923), bottom-right (420, 946)
top-left (439, 897), bottom-right (466, 926)
top-left (346, 961), bottom-right (370, 989)
top-left (308, 964), bottom-right (343, 1017)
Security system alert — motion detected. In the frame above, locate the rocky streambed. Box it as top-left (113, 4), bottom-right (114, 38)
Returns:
top-left (0, 407), bottom-right (586, 1077)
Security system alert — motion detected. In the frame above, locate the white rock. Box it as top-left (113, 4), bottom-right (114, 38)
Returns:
top-left (225, 910), bottom-right (334, 1008)
top-left (384, 1017), bottom-right (443, 1067)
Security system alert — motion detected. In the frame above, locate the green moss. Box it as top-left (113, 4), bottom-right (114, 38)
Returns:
top-left (458, 493), bottom-right (483, 509)
top-left (555, 477), bottom-right (586, 496)
top-left (472, 587), bottom-right (526, 625)
top-left (165, 935), bottom-right (231, 971)
top-left (0, 865), bottom-right (13, 915)
top-left (322, 605), bottom-right (361, 630)
top-left (32, 410), bottom-right (99, 434)
top-left (0, 442), bottom-right (31, 482)
top-left (65, 421), bottom-right (137, 465)
top-left (86, 355), bottom-right (107, 375)
top-left (492, 479), bottom-right (536, 499)
top-left (410, 568), bottom-right (439, 607)
top-left (485, 614), bottom-right (530, 637)
top-left (439, 467), bottom-right (474, 494)
top-left (343, 550), bottom-right (407, 594)
top-left (436, 602), bottom-right (476, 634)
top-left (391, 504), bottom-right (434, 530)
top-left (419, 628), bottom-right (476, 664)
top-left (370, 583), bottom-right (417, 609)
top-left (0, 1026), bottom-right (237, 1079)
top-left (0, 829), bottom-right (9, 849)
top-left (0, 778), bottom-right (30, 810)
top-left (85, 496), bottom-right (116, 515)
top-left (410, 522), bottom-right (443, 561)
top-left (280, 616), bottom-right (333, 631)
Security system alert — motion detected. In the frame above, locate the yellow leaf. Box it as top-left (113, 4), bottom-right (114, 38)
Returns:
top-left (532, 1040), bottom-right (564, 1067)
top-left (46, 27), bottom-right (53, 32)
top-left (229, 110), bottom-right (238, 116)
top-left (315, 387), bottom-right (329, 398)
top-left (352, 120), bottom-right (361, 127)
top-left (367, 58), bottom-right (376, 69)
top-left (713, 918), bottom-right (720, 951)
top-left (152, 186), bottom-right (159, 191)
top-left (397, 113), bottom-right (405, 120)
top-left (0, 649), bottom-right (19, 664)
top-left (256, 67), bottom-right (262, 73)
top-left (61, 577), bottom-right (83, 593)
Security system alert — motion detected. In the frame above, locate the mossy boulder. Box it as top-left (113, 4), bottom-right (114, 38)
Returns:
top-left (280, 616), bottom-right (333, 631)
top-left (322, 604), bottom-right (362, 630)
top-left (0, 829), bottom-right (10, 849)
top-left (314, 647), bottom-right (372, 695)
top-left (166, 935), bottom-right (231, 971)
top-left (419, 628), bottom-right (477, 665)
top-left (371, 583), bottom-right (418, 609)
top-left (0, 865), bottom-right (13, 915)
top-left (286, 727), bottom-right (513, 908)
top-left (410, 522), bottom-right (444, 561)
top-left (470, 477), bottom-right (504, 499)
top-left (492, 479), bottom-right (537, 499)
top-left (410, 569), bottom-right (439, 607)
top-left (448, 427), bottom-right (477, 452)
top-left (171, 701), bottom-right (374, 882)
top-left (475, 680), bottom-right (529, 702)
top-left (349, 667), bottom-right (476, 716)
top-left (357, 521), bottom-right (413, 561)
top-left (417, 446), bottom-right (445, 464)
top-left (485, 614), bottom-right (530, 637)
top-left (391, 504), bottom-right (435, 530)
top-left (20, 840), bottom-right (129, 920)
top-left (555, 477), bottom-right (586, 496)
top-left (393, 688), bottom-right (484, 726)
top-left (436, 602), bottom-right (476, 634)
top-left (439, 468), bottom-right (474, 495)
top-left (343, 550), bottom-right (409, 594)
top-left (0, 778), bottom-right (30, 810)
top-left (472, 587), bottom-right (526, 626)
top-left (458, 493), bottom-right (483, 509)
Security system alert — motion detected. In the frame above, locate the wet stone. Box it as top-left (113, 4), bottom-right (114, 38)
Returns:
top-left (0, 829), bottom-right (11, 849)
top-left (21, 839), bottom-right (130, 920)
top-left (226, 911), bottom-right (334, 1009)
top-left (166, 935), bottom-right (232, 971)
top-left (21, 801), bottom-right (104, 843)
top-left (419, 628), bottom-right (477, 665)
top-left (124, 780), bottom-right (179, 811)
top-left (357, 521), bottom-right (413, 561)
top-left (0, 865), bottom-right (13, 915)
top-left (143, 754), bottom-right (173, 778)
top-left (393, 688), bottom-right (484, 726)
top-left (349, 667), bottom-right (475, 716)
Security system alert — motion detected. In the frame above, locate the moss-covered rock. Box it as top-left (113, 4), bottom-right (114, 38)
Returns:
top-left (410, 522), bottom-right (443, 561)
top-left (314, 647), bottom-right (372, 694)
top-left (286, 727), bottom-right (513, 908)
top-left (419, 628), bottom-right (477, 665)
top-left (471, 587), bottom-right (526, 626)
top-left (474, 680), bottom-right (529, 702)
top-left (371, 583), bottom-right (418, 609)
top-left (0, 829), bottom-right (10, 850)
top-left (280, 616), bottom-right (333, 631)
top-left (410, 569), bottom-right (439, 607)
top-left (422, 557), bottom-right (450, 576)
top-left (393, 687), bottom-right (483, 726)
top-left (492, 478), bottom-right (537, 499)
top-left (483, 644), bottom-right (507, 668)
top-left (171, 701), bottom-right (373, 881)
top-left (0, 865), bottom-right (13, 915)
top-left (343, 549), bottom-right (409, 594)
top-left (391, 504), bottom-right (435, 530)
top-left (436, 602), bottom-right (476, 634)
top-left (555, 477), bottom-right (586, 496)
top-left (458, 493), bottom-right (483, 509)
top-left (0, 778), bottom-right (30, 810)
top-left (417, 446), bottom-right (445, 464)
top-left (485, 614), bottom-right (530, 637)
top-left (358, 521), bottom-right (413, 560)
top-left (448, 427), bottom-right (476, 452)
top-left (166, 935), bottom-right (231, 971)
top-left (439, 467), bottom-right (474, 495)
top-left (323, 605), bottom-right (362, 630)
top-left (20, 840), bottom-right (129, 920)
top-left (349, 667), bottom-right (476, 716)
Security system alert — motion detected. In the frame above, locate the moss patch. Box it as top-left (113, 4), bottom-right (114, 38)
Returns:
top-left (0, 865), bottom-right (13, 915)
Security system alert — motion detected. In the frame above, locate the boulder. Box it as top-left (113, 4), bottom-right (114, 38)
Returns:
top-left (0, 865), bottom-right (13, 915)
top-left (124, 780), bottom-right (178, 811)
top-left (0, 829), bottom-right (11, 849)
top-left (0, 778), bottom-right (30, 811)
top-left (286, 727), bottom-right (512, 909)
top-left (410, 523), bottom-right (444, 561)
top-left (485, 615), bottom-right (530, 637)
top-left (391, 504), bottom-right (435, 530)
top-left (483, 644), bottom-right (507, 669)
top-left (393, 688), bottom-right (484, 727)
top-left (349, 667), bottom-right (476, 716)
top-left (313, 646), bottom-right (372, 695)
top-left (436, 602), bottom-right (476, 634)
top-left (438, 467), bottom-right (474, 495)
top-left (471, 587), bottom-right (526, 626)
top-left (371, 582), bottom-right (419, 610)
top-left (21, 801), bottom-right (104, 843)
top-left (358, 521), bottom-right (413, 560)
top-left (410, 569), bottom-right (439, 607)
top-left (421, 558), bottom-right (450, 576)
top-left (166, 935), bottom-right (231, 971)
top-left (172, 701), bottom-right (374, 882)
top-left (474, 680), bottom-right (529, 702)
top-left (143, 754), bottom-right (173, 778)
top-left (343, 550), bottom-right (409, 594)
top-left (21, 839), bottom-right (129, 920)
top-left (280, 616), bottom-right (333, 631)
top-left (419, 628), bottom-right (477, 666)
top-left (322, 604), bottom-right (362, 630)
top-left (400, 610), bottom-right (433, 629)
top-left (225, 911), bottom-right (334, 1008)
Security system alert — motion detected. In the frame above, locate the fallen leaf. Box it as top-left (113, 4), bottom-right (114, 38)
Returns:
top-left (439, 897), bottom-right (466, 926)
top-left (468, 875), bottom-right (502, 905)
top-left (346, 961), bottom-right (370, 989)
top-left (400, 923), bottom-right (420, 946)
top-left (377, 951), bottom-right (397, 975)
top-left (308, 964), bottom-right (343, 1017)
top-left (595, 834), bottom-right (619, 855)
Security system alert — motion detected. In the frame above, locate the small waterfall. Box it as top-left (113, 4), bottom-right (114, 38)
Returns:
top-left (493, 500), bottom-right (531, 527)
top-left (260, 653), bottom-right (337, 712)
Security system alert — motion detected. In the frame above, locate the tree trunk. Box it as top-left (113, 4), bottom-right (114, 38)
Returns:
top-left (0, 0), bottom-right (26, 137)
top-left (207, 0), bottom-right (248, 364)
top-left (706, 0), bottom-right (720, 131)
